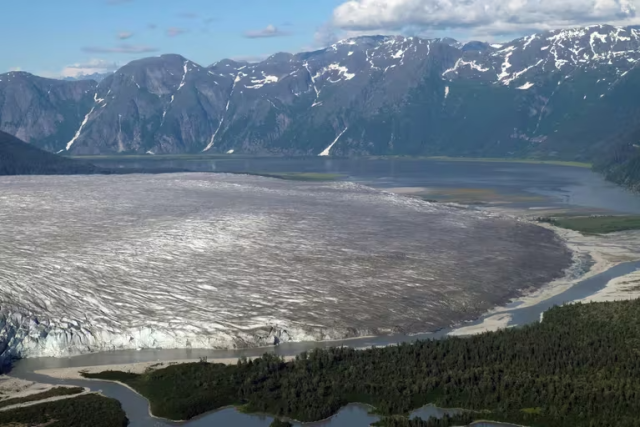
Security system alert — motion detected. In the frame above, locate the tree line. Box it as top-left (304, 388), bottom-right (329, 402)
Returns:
top-left (86, 299), bottom-right (640, 426)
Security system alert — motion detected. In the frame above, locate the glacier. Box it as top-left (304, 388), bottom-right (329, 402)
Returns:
top-left (0, 173), bottom-right (572, 363)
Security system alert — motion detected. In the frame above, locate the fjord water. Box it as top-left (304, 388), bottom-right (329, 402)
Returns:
top-left (91, 157), bottom-right (640, 214)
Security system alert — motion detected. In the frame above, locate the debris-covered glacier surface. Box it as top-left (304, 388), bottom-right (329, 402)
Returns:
top-left (0, 173), bottom-right (572, 360)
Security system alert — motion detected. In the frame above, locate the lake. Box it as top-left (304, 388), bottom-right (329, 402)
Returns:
top-left (91, 157), bottom-right (640, 214)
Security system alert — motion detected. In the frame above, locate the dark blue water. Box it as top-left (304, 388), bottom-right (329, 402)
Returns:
top-left (92, 157), bottom-right (640, 214)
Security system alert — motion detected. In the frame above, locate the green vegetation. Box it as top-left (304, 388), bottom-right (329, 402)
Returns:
top-left (538, 215), bottom-right (640, 234)
top-left (593, 143), bottom-right (640, 192)
top-left (0, 387), bottom-right (84, 409)
top-left (417, 188), bottom-right (545, 205)
top-left (0, 130), bottom-right (189, 176)
top-left (71, 153), bottom-right (592, 169)
top-left (437, 157), bottom-right (591, 168)
top-left (87, 300), bottom-right (640, 426)
top-left (376, 156), bottom-right (592, 168)
top-left (0, 130), bottom-right (100, 175)
top-left (0, 393), bottom-right (128, 426)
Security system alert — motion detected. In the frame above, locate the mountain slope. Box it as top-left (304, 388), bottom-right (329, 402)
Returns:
top-left (1, 24), bottom-right (640, 162)
top-left (0, 72), bottom-right (97, 152)
top-left (0, 131), bottom-right (99, 175)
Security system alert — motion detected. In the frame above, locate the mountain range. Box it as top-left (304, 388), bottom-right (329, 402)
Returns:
top-left (1, 23), bottom-right (640, 178)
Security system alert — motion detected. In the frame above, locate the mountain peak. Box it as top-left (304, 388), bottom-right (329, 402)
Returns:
top-left (210, 58), bottom-right (249, 69)
top-left (2, 22), bottom-right (640, 159)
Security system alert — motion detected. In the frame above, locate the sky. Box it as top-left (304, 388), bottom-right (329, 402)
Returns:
top-left (3, 0), bottom-right (640, 78)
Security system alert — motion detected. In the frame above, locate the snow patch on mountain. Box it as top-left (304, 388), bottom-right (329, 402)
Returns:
top-left (66, 105), bottom-right (95, 151)
top-left (319, 127), bottom-right (348, 156)
top-left (517, 82), bottom-right (534, 90)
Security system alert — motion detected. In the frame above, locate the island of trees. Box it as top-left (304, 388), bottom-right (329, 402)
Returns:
top-left (83, 299), bottom-right (640, 427)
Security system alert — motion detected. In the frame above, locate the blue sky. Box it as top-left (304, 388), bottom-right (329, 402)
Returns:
top-left (1, 0), bottom-right (345, 76)
top-left (3, 0), bottom-right (640, 77)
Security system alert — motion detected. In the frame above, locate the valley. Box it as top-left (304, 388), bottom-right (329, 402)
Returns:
top-left (3, 156), bottom-right (640, 426)
top-left (3, 17), bottom-right (640, 427)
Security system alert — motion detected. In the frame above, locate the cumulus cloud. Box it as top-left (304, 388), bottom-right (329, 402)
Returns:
top-left (331, 0), bottom-right (640, 35)
top-left (166, 27), bottom-right (187, 37)
top-left (117, 31), bottom-right (134, 40)
top-left (82, 44), bottom-right (158, 54)
top-left (230, 54), bottom-right (270, 63)
top-left (244, 24), bottom-right (291, 38)
top-left (60, 59), bottom-right (119, 78)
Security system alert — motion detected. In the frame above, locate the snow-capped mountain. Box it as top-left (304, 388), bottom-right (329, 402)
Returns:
top-left (444, 25), bottom-right (640, 86)
top-left (1, 24), bottom-right (640, 159)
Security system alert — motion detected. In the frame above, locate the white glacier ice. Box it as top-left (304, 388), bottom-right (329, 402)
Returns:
top-left (0, 174), bottom-right (571, 362)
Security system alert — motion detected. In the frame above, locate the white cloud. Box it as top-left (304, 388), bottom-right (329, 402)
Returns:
top-left (244, 24), bottom-right (291, 38)
top-left (331, 0), bottom-right (640, 35)
top-left (60, 59), bottom-right (119, 78)
top-left (117, 31), bottom-right (134, 40)
top-left (82, 44), bottom-right (158, 54)
top-left (230, 54), bottom-right (270, 63)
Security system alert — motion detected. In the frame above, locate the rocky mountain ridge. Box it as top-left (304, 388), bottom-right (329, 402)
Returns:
top-left (2, 24), bottom-right (640, 159)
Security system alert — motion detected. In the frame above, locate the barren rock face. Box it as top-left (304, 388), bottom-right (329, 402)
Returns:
top-left (0, 174), bottom-right (571, 360)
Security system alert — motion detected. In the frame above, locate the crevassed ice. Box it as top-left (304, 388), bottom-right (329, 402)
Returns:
top-left (0, 174), bottom-right (571, 360)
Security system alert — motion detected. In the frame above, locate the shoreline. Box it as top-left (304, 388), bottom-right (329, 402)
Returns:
top-left (34, 355), bottom-right (296, 381)
top-left (77, 153), bottom-right (592, 169)
top-left (446, 207), bottom-right (640, 335)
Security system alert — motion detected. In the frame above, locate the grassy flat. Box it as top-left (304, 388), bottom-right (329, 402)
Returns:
top-left (68, 154), bottom-right (592, 168)
top-left (419, 188), bottom-right (545, 205)
top-left (540, 215), bottom-right (640, 234)
top-left (423, 156), bottom-right (591, 168)
top-left (365, 156), bottom-right (592, 168)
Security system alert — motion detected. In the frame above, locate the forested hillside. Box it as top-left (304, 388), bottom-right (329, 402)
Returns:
top-left (0, 130), bottom-right (99, 175)
top-left (0, 131), bottom-right (189, 176)
top-left (593, 132), bottom-right (640, 192)
top-left (87, 299), bottom-right (640, 427)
